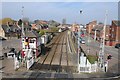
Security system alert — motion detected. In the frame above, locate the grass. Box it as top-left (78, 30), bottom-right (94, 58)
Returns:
top-left (87, 55), bottom-right (98, 64)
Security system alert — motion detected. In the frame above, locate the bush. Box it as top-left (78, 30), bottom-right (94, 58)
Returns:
top-left (50, 27), bottom-right (59, 32)
top-left (39, 30), bottom-right (45, 36)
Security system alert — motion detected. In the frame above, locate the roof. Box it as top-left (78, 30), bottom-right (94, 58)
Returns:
top-left (1, 25), bottom-right (10, 33)
top-left (2, 25), bottom-right (21, 33)
top-left (24, 30), bottom-right (40, 37)
top-left (9, 25), bottom-right (20, 32)
top-left (113, 20), bottom-right (120, 26)
top-left (24, 25), bottom-right (31, 28)
top-left (92, 25), bottom-right (103, 31)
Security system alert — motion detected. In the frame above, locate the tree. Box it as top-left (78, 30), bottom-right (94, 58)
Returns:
top-left (1, 18), bottom-right (13, 25)
top-left (48, 20), bottom-right (60, 27)
top-left (0, 20), bottom-right (2, 24)
top-left (39, 30), bottom-right (45, 36)
top-left (98, 22), bottom-right (104, 25)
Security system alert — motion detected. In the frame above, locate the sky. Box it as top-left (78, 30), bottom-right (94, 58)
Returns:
top-left (1, 1), bottom-right (119, 25)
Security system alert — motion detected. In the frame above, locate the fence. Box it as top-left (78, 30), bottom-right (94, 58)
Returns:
top-left (79, 52), bottom-right (98, 73)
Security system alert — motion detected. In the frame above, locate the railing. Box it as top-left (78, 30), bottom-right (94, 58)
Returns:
top-left (79, 62), bottom-right (98, 73)
top-left (79, 52), bottom-right (98, 73)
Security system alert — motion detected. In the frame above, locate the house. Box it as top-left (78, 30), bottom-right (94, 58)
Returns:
top-left (0, 25), bottom-right (6, 39)
top-left (1, 25), bottom-right (12, 39)
top-left (1, 23), bottom-right (21, 39)
top-left (109, 20), bottom-right (120, 46)
top-left (91, 24), bottom-right (111, 46)
top-left (71, 23), bottom-right (80, 32)
top-left (34, 20), bottom-right (49, 29)
top-left (91, 24), bottom-right (103, 40)
top-left (31, 24), bottom-right (41, 30)
top-left (86, 20), bottom-right (97, 35)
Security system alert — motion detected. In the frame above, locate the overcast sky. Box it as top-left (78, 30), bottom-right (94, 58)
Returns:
top-left (1, 1), bottom-right (119, 24)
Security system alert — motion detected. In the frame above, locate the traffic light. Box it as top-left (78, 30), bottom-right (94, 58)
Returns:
top-left (107, 55), bottom-right (112, 60)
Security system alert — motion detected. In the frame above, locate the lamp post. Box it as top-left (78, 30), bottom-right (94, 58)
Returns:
top-left (77, 10), bottom-right (82, 73)
top-left (22, 6), bottom-right (25, 37)
top-left (86, 25), bottom-right (90, 54)
top-left (94, 29), bottom-right (97, 41)
top-left (21, 6), bottom-right (25, 67)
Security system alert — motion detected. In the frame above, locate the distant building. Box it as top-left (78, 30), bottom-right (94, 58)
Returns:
top-left (109, 20), bottom-right (120, 46)
top-left (71, 23), bottom-right (80, 32)
top-left (91, 24), bottom-right (103, 41)
top-left (62, 18), bottom-right (66, 25)
top-left (86, 20), bottom-right (97, 34)
top-left (1, 24), bottom-right (21, 39)
top-left (31, 24), bottom-right (41, 30)
top-left (91, 24), bottom-right (112, 46)
top-left (0, 25), bottom-right (5, 39)
top-left (91, 20), bottom-right (120, 46)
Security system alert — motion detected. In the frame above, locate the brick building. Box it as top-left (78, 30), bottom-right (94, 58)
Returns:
top-left (91, 23), bottom-right (111, 46)
top-left (91, 20), bottom-right (120, 46)
top-left (109, 20), bottom-right (120, 46)
top-left (71, 23), bottom-right (80, 32)
top-left (86, 20), bottom-right (97, 34)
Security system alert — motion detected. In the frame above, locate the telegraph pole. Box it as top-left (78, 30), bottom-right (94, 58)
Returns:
top-left (88, 26), bottom-right (90, 53)
top-left (94, 29), bottom-right (97, 41)
top-left (98, 10), bottom-right (108, 72)
top-left (77, 10), bottom-right (82, 73)
top-left (21, 6), bottom-right (25, 67)
top-left (22, 6), bottom-right (25, 36)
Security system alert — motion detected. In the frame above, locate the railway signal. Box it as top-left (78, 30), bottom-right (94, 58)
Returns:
top-left (98, 10), bottom-right (108, 72)
top-left (107, 54), bottom-right (112, 60)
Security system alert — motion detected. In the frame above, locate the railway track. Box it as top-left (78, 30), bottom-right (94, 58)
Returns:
top-left (30, 31), bottom-right (77, 74)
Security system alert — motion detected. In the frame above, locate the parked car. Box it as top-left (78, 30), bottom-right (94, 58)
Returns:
top-left (7, 48), bottom-right (15, 58)
top-left (0, 54), bottom-right (4, 60)
top-left (80, 39), bottom-right (85, 44)
top-left (115, 43), bottom-right (120, 49)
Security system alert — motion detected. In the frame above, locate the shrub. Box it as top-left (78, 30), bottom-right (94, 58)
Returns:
top-left (50, 27), bottom-right (59, 32)
top-left (39, 30), bottom-right (45, 36)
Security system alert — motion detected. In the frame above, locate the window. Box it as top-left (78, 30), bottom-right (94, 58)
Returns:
top-left (26, 39), bottom-right (28, 42)
top-left (29, 28), bottom-right (31, 31)
top-left (30, 39), bottom-right (34, 43)
top-left (112, 28), bottom-right (114, 31)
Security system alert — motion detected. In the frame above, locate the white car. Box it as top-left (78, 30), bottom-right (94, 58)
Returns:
top-left (81, 40), bottom-right (85, 44)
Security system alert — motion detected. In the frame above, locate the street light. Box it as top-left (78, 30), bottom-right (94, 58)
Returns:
top-left (86, 24), bottom-right (91, 54)
top-left (80, 10), bottom-right (82, 14)
top-left (77, 10), bottom-right (82, 73)
top-left (94, 26), bottom-right (97, 41)
top-left (22, 6), bottom-right (25, 36)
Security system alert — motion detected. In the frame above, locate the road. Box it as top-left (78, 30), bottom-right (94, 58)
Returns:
top-left (81, 35), bottom-right (119, 74)
top-left (0, 39), bottom-right (21, 79)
